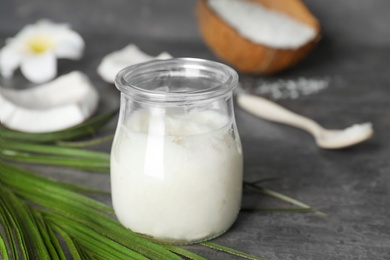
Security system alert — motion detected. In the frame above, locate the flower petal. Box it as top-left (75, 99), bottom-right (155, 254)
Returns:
top-left (97, 44), bottom-right (172, 83)
top-left (0, 45), bottom-right (22, 78)
top-left (53, 30), bottom-right (85, 60)
top-left (20, 52), bottom-right (57, 84)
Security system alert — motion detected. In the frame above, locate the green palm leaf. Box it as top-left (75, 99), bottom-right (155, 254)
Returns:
top-left (0, 233), bottom-right (9, 260)
top-left (0, 161), bottom-right (187, 259)
top-left (0, 186), bottom-right (50, 259)
top-left (0, 112), bottom-right (318, 259)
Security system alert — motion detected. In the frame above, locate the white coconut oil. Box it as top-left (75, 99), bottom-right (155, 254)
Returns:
top-left (111, 109), bottom-right (243, 243)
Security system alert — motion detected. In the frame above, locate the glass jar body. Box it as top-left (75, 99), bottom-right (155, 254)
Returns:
top-left (111, 58), bottom-right (243, 244)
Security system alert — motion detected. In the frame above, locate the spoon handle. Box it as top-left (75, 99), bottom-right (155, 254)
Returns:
top-left (237, 94), bottom-right (323, 136)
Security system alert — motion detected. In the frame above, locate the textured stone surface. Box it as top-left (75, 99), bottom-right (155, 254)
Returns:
top-left (1, 0), bottom-right (390, 259)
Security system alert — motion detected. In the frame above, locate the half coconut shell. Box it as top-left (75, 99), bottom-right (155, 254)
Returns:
top-left (197, 0), bottom-right (321, 74)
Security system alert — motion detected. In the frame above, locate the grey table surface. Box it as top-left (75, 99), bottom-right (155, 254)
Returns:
top-left (1, 0), bottom-right (390, 259)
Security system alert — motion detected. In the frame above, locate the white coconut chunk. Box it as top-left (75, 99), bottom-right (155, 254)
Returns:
top-left (0, 71), bottom-right (99, 133)
top-left (97, 44), bottom-right (172, 84)
top-left (208, 0), bottom-right (316, 49)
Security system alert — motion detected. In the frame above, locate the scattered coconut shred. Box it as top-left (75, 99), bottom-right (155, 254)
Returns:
top-left (208, 0), bottom-right (316, 48)
top-left (240, 77), bottom-right (330, 100)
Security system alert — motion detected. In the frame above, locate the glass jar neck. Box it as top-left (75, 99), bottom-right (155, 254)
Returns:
top-left (115, 58), bottom-right (238, 105)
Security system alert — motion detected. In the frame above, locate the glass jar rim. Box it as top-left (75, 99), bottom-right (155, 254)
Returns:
top-left (115, 58), bottom-right (238, 103)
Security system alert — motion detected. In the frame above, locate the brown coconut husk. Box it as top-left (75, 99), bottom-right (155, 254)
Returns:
top-left (196, 0), bottom-right (321, 74)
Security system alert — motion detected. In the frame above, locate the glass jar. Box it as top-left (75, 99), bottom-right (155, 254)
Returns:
top-left (111, 58), bottom-right (243, 244)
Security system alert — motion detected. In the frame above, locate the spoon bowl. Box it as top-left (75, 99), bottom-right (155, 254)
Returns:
top-left (314, 123), bottom-right (373, 149)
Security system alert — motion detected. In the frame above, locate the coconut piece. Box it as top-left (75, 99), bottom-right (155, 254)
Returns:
top-left (0, 71), bottom-right (99, 133)
top-left (197, 0), bottom-right (320, 74)
top-left (97, 44), bottom-right (172, 84)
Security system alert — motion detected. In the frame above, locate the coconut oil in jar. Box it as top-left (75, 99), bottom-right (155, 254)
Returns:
top-left (111, 58), bottom-right (243, 244)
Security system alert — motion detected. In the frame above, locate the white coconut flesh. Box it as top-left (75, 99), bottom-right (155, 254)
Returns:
top-left (0, 71), bottom-right (99, 133)
top-left (97, 44), bottom-right (172, 84)
top-left (208, 0), bottom-right (317, 49)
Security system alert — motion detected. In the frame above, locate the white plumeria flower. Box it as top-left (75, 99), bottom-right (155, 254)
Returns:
top-left (0, 20), bottom-right (84, 84)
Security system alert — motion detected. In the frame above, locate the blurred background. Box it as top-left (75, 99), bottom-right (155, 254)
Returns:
top-left (1, 0), bottom-right (389, 94)
top-left (1, 0), bottom-right (390, 47)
